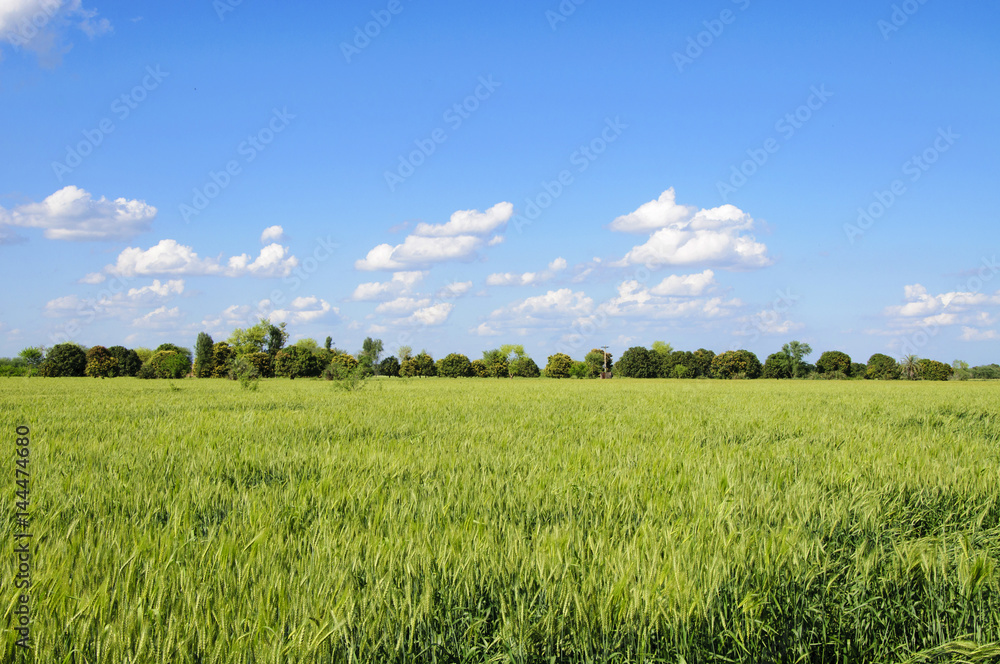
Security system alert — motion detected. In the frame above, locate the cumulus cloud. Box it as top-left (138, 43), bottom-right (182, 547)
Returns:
top-left (436, 281), bottom-right (473, 298)
top-left (131, 306), bottom-right (181, 329)
top-left (355, 202), bottom-right (512, 271)
top-left (0, 0), bottom-right (112, 65)
top-left (649, 270), bottom-right (717, 297)
top-left (0, 186), bottom-right (155, 241)
top-left (471, 322), bottom-right (501, 337)
top-left (351, 271), bottom-right (426, 301)
top-left (375, 297), bottom-right (431, 315)
top-left (44, 278), bottom-right (185, 319)
top-left (267, 296), bottom-right (338, 325)
top-left (260, 225), bottom-right (285, 244)
top-left (105, 237), bottom-right (298, 278)
top-left (401, 302), bottom-right (454, 326)
top-left (879, 283), bottom-right (1000, 339)
top-left (961, 327), bottom-right (999, 341)
top-left (486, 257), bottom-right (568, 287)
top-left (611, 190), bottom-right (771, 270)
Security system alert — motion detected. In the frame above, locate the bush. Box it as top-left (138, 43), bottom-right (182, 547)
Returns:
top-left (584, 349), bottom-right (612, 377)
top-left (228, 356), bottom-right (260, 390)
top-left (107, 346), bottom-right (141, 377)
top-left (511, 357), bottom-right (541, 378)
top-left (569, 361), bottom-right (590, 379)
top-left (155, 343), bottom-right (192, 363)
top-left (274, 346), bottom-right (320, 379)
top-left (378, 356), bottom-right (401, 377)
top-left (148, 351), bottom-right (192, 379)
top-left (0, 358), bottom-right (31, 377)
top-left (469, 359), bottom-right (489, 378)
top-left (544, 353), bottom-right (573, 379)
top-left (917, 359), bottom-right (953, 381)
top-left (762, 353), bottom-right (791, 379)
top-left (866, 354), bottom-right (900, 380)
top-left (41, 343), bottom-right (87, 377)
top-left (137, 363), bottom-right (156, 379)
top-left (85, 346), bottom-right (117, 378)
top-left (971, 364), bottom-right (1000, 380)
top-left (211, 342), bottom-right (234, 378)
top-left (692, 349), bottom-right (716, 377)
top-left (400, 352), bottom-right (436, 377)
top-left (480, 350), bottom-right (509, 378)
top-left (711, 350), bottom-right (762, 379)
top-left (850, 362), bottom-right (867, 379)
top-left (817, 351), bottom-right (852, 375)
top-left (436, 353), bottom-right (472, 378)
top-left (615, 347), bottom-right (658, 378)
top-left (329, 353), bottom-right (360, 377)
top-left (671, 364), bottom-right (690, 379)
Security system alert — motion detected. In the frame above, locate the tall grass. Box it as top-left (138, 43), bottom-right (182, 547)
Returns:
top-left (1, 378), bottom-right (998, 662)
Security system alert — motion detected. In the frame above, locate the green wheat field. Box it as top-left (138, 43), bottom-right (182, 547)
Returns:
top-left (2, 377), bottom-right (999, 663)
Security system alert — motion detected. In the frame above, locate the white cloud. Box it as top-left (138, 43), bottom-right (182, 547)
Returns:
top-left (402, 302), bottom-right (453, 326)
top-left (486, 257), bottom-right (569, 287)
top-left (649, 270), bottom-right (717, 297)
top-left (375, 297), bottom-right (431, 315)
top-left (260, 225), bottom-right (285, 244)
top-left (351, 271), bottom-right (426, 300)
top-left (488, 235), bottom-right (504, 246)
top-left (437, 281), bottom-right (473, 298)
top-left (132, 306), bottom-right (181, 329)
top-left (106, 238), bottom-right (298, 278)
top-left (549, 257), bottom-right (568, 272)
top-left (268, 297), bottom-right (337, 325)
top-left (611, 190), bottom-right (771, 270)
top-left (78, 271), bottom-right (106, 284)
top-left (885, 284), bottom-right (1000, 318)
top-left (471, 322), bottom-right (501, 336)
top-left (126, 279), bottom-right (184, 299)
top-left (44, 278), bottom-right (185, 320)
top-left (356, 202), bottom-right (511, 271)
top-left (0, 0), bottom-right (112, 65)
top-left (412, 202), bottom-right (513, 237)
top-left (960, 327), bottom-right (999, 341)
top-left (506, 289), bottom-right (595, 318)
top-left (596, 280), bottom-right (741, 321)
top-left (733, 311), bottom-right (804, 337)
top-left (608, 188), bottom-right (696, 233)
top-left (0, 186), bottom-right (155, 241)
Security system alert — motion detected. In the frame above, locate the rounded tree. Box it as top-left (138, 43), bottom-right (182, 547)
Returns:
top-left (400, 352), bottom-right (436, 377)
top-left (148, 351), bottom-right (191, 379)
top-left (544, 353), bottom-right (573, 378)
top-left (378, 356), bottom-right (401, 377)
top-left (817, 351), bottom-right (852, 375)
top-left (866, 354), bottom-right (900, 380)
top-left (85, 346), bottom-right (117, 378)
top-left (711, 350), bottom-right (763, 379)
top-left (210, 342), bottom-right (234, 377)
top-left (850, 362), bottom-right (868, 379)
top-left (511, 357), bottom-right (541, 378)
top-left (469, 359), bottom-right (489, 377)
top-left (436, 353), bottom-right (472, 378)
top-left (275, 346), bottom-right (322, 378)
top-left (762, 353), bottom-right (792, 379)
top-left (107, 346), bottom-right (142, 377)
top-left (41, 343), bottom-right (86, 377)
top-left (615, 347), bottom-right (658, 378)
top-left (917, 359), bottom-right (953, 381)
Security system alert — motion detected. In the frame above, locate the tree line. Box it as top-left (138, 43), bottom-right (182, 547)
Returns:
top-left (2, 320), bottom-right (997, 382)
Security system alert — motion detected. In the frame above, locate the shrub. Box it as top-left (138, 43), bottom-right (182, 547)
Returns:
top-left (616, 347), bottom-right (658, 378)
top-left (133, 347), bottom-right (154, 364)
top-left (211, 342), bottom-right (234, 378)
top-left (971, 364), bottom-right (1000, 380)
top-left (246, 352), bottom-right (275, 378)
top-left (436, 354), bottom-right (472, 378)
top-left (155, 343), bottom-right (192, 363)
top-left (762, 353), bottom-right (791, 379)
top-left (866, 354), bottom-right (900, 380)
top-left (692, 349), bottom-right (716, 377)
top-left (917, 359), bottom-right (953, 381)
top-left (0, 358), bottom-right (31, 377)
top-left (850, 362), bottom-right (868, 379)
top-left (41, 343), bottom-right (86, 377)
top-left (137, 363), bottom-right (156, 379)
top-left (378, 356), bottom-right (401, 377)
top-left (544, 353), bottom-right (573, 378)
top-left (671, 364), bottom-right (690, 379)
top-left (511, 357), bottom-right (541, 378)
top-left (107, 346), bottom-right (141, 377)
top-left (469, 359), bottom-right (489, 378)
top-left (584, 349), bottom-right (612, 377)
top-left (400, 352), bottom-right (436, 377)
top-left (817, 351), bottom-right (851, 375)
top-left (480, 350), bottom-right (509, 378)
top-left (148, 351), bottom-right (192, 379)
top-left (228, 356), bottom-right (260, 390)
top-left (329, 353), bottom-right (360, 377)
top-left (274, 346), bottom-right (320, 379)
top-left (711, 350), bottom-right (762, 379)
top-left (85, 346), bottom-right (117, 378)
top-left (569, 361), bottom-right (590, 379)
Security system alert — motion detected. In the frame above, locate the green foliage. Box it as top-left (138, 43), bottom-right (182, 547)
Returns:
top-left (711, 350), bottom-right (763, 379)
top-left (867, 353), bottom-right (900, 380)
top-left (917, 359), bottom-right (954, 381)
top-left (971, 364), bottom-right (1000, 380)
top-left (762, 353), bottom-right (792, 379)
top-left (228, 319), bottom-right (285, 359)
top-left (378, 356), bottom-right (401, 377)
top-left (154, 343), bottom-right (192, 362)
top-left (951, 360), bottom-right (970, 381)
top-left (781, 341), bottom-right (813, 378)
top-left (84, 346), bottom-right (117, 378)
top-left (651, 340), bottom-right (673, 357)
top-left (245, 352), bottom-right (275, 378)
top-left (41, 343), bottom-right (87, 377)
top-left (400, 352), bottom-right (436, 377)
top-left (692, 349), bottom-right (716, 377)
top-left (228, 356), bottom-right (261, 390)
top-left (899, 354), bottom-right (921, 380)
top-left (210, 342), bottom-right (234, 378)
top-left (544, 353), bottom-right (573, 378)
top-left (328, 353), bottom-right (360, 378)
top-left (850, 362), bottom-right (868, 379)
top-left (817, 351), bottom-right (852, 375)
top-left (436, 353), bottom-right (472, 378)
top-left (18, 347), bottom-right (44, 367)
top-left (671, 364), bottom-right (690, 379)
top-left (0, 358), bottom-right (31, 377)
top-left (360, 337), bottom-right (384, 373)
top-left (133, 347), bottom-right (153, 364)
top-left (324, 336), bottom-right (333, 352)
top-left (469, 359), bottom-right (488, 378)
top-left (615, 346), bottom-right (659, 378)
top-left (195, 332), bottom-right (215, 378)
top-left (148, 351), bottom-right (192, 379)
top-left (584, 349), bottom-right (612, 377)
top-left (480, 349), bottom-right (510, 378)
top-left (510, 357), bottom-right (541, 378)
top-left (326, 362), bottom-right (369, 391)
top-left (107, 346), bottom-right (141, 377)
top-left (568, 361), bottom-right (590, 379)
top-left (397, 346), bottom-right (413, 363)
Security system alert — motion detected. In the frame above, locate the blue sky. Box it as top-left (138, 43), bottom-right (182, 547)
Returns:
top-left (1, 0), bottom-right (999, 365)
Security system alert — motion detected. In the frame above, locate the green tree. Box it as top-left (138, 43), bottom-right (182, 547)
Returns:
top-left (816, 351), bottom-right (851, 375)
top-left (436, 353), bottom-right (472, 378)
top-left (512, 357), bottom-right (541, 378)
top-left (274, 346), bottom-right (322, 378)
top-left (398, 346), bottom-right (413, 363)
top-left (762, 353), bottom-right (792, 379)
top-left (18, 347), bottom-right (44, 368)
top-left (781, 341), bottom-right (812, 378)
top-left (41, 343), bottom-right (87, 377)
top-left (866, 354), bottom-right (900, 380)
top-left (210, 342), bottom-right (234, 378)
top-left (651, 341), bottom-right (673, 358)
top-left (378, 356), bottom-right (401, 377)
top-left (569, 361), bottom-right (590, 379)
top-left (148, 351), bottom-right (191, 379)
top-left (265, 321), bottom-right (288, 358)
top-left (917, 359), bottom-right (953, 381)
top-left (692, 349), bottom-right (716, 377)
top-left (400, 352), bottom-right (436, 377)
top-left (469, 359), bottom-right (488, 377)
top-left (324, 336), bottom-right (333, 352)
top-left (360, 337), bottom-right (384, 375)
top-left (951, 360), bottom-right (970, 381)
top-left (481, 349), bottom-right (509, 378)
top-left (850, 362), bottom-right (868, 379)
top-left (544, 353), bottom-right (573, 378)
top-left (899, 354), bottom-right (920, 380)
top-left (155, 343), bottom-right (192, 363)
top-left (134, 347), bottom-right (154, 364)
top-left (616, 347), bottom-right (658, 378)
top-left (194, 332), bottom-right (215, 378)
top-left (711, 350), bottom-right (763, 379)
top-left (108, 346), bottom-right (142, 377)
top-left (85, 346), bottom-right (117, 378)
top-left (585, 349), bottom-right (613, 377)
